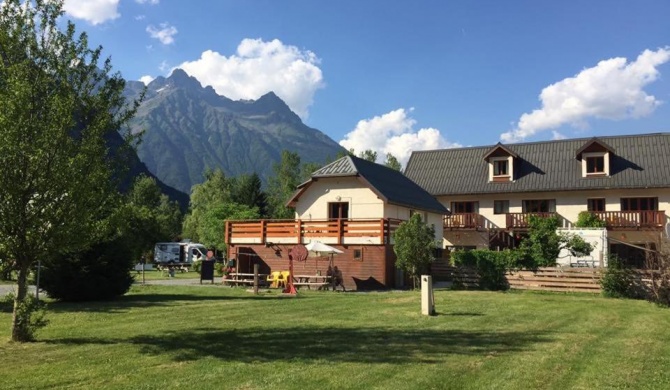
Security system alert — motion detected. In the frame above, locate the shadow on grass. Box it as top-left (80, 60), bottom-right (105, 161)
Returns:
top-left (442, 311), bottom-right (485, 316)
top-left (46, 293), bottom-right (275, 313)
top-left (47, 326), bottom-right (553, 364)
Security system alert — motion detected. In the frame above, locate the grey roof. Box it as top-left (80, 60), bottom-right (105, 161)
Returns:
top-left (307, 155), bottom-right (448, 214)
top-left (404, 133), bottom-right (670, 196)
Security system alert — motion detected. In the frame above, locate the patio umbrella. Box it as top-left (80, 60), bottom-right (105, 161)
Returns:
top-left (305, 241), bottom-right (343, 272)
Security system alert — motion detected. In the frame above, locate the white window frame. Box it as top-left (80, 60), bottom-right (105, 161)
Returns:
top-left (582, 152), bottom-right (609, 177)
top-left (489, 156), bottom-right (513, 181)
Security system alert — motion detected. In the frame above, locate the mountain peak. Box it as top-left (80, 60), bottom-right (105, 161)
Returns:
top-left (167, 68), bottom-right (203, 89)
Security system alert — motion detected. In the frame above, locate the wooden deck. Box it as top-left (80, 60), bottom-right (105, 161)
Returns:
top-left (225, 218), bottom-right (403, 245)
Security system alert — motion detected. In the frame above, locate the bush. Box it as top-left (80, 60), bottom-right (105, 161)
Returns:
top-left (600, 256), bottom-right (640, 299)
top-left (2, 292), bottom-right (48, 341)
top-left (40, 237), bottom-right (135, 301)
top-left (451, 249), bottom-right (522, 290)
top-left (575, 211), bottom-right (607, 228)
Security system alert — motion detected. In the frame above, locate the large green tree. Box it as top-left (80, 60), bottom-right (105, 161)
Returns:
top-left (0, 0), bottom-right (141, 341)
top-left (266, 150), bottom-right (302, 219)
top-left (182, 169), bottom-right (231, 241)
top-left (393, 214), bottom-right (437, 288)
top-left (229, 173), bottom-right (268, 218)
top-left (120, 175), bottom-right (182, 261)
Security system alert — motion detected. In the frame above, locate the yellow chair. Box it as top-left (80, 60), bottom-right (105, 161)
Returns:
top-left (280, 271), bottom-right (291, 288)
top-left (267, 271), bottom-right (281, 288)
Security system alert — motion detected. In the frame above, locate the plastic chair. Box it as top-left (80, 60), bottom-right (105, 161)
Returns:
top-left (280, 271), bottom-right (291, 287)
top-left (267, 271), bottom-right (281, 288)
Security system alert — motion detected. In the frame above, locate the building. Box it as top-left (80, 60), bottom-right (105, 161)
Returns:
top-left (225, 155), bottom-right (447, 290)
top-left (404, 133), bottom-right (670, 267)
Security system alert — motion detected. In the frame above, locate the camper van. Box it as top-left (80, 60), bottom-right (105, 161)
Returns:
top-left (153, 242), bottom-right (207, 265)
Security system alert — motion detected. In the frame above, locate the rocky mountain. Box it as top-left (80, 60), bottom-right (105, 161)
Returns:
top-left (125, 69), bottom-right (345, 194)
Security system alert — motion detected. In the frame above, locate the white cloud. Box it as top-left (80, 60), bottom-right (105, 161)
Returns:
top-left (501, 47), bottom-right (670, 143)
top-left (177, 38), bottom-right (324, 119)
top-left (339, 108), bottom-right (460, 167)
top-left (135, 15), bottom-right (146, 21)
top-left (139, 75), bottom-right (155, 85)
top-left (146, 23), bottom-right (177, 45)
top-left (136, 0), bottom-right (159, 4)
top-left (158, 60), bottom-right (170, 72)
top-left (63, 0), bottom-right (120, 25)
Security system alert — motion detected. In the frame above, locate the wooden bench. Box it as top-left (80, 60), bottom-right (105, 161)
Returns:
top-left (293, 282), bottom-right (331, 290)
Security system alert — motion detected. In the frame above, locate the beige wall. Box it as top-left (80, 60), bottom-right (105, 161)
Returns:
top-left (439, 188), bottom-right (670, 248)
top-left (294, 177), bottom-right (384, 220)
top-left (293, 177), bottom-right (444, 242)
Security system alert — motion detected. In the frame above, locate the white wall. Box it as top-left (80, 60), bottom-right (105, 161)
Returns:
top-left (438, 188), bottom-right (670, 231)
top-left (557, 228), bottom-right (608, 267)
top-left (294, 177), bottom-right (384, 220)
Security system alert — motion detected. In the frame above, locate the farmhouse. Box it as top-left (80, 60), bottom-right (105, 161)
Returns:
top-left (225, 155), bottom-right (447, 290)
top-left (404, 132), bottom-right (670, 267)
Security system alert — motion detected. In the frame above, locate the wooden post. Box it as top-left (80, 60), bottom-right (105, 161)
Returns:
top-left (224, 221), bottom-right (230, 246)
top-left (297, 219), bottom-right (303, 244)
top-left (260, 220), bottom-right (266, 244)
top-left (253, 264), bottom-right (259, 295)
top-left (338, 218), bottom-right (344, 245)
top-left (379, 218), bottom-right (391, 244)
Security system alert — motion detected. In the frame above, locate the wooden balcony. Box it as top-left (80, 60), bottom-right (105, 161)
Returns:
top-left (224, 218), bottom-right (403, 246)
top-left (590, 211), bottom-right (666, 230)
top-left (444, 213), bottom-right (483, 230)
top-left (506, 212), bottom-right (557, 229)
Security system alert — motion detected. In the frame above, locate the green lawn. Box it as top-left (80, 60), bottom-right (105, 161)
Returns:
top-left (1, 286), bottom-right (669, 389)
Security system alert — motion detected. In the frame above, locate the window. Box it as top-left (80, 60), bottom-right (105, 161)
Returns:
top-left (328, 202), bottom-right (349, 219)
top-left (581, 151), bottom-right (609, 177)
top-left (353, 249), bottom-right (362, 261)
top-left (494, 200), bottom-right (509, 214)
top-left (587, 198), bottom-right (605, 212)
top-left (451, 201), bottom-right (479, 213)
top-left (522, 199), bottom-right (556, 213)
top-left (621, 197), bottom-right (658, 211)
top-left (493, 160), bottom-right (508, 176)
top-left (585, 156), bottom-right (605, 174)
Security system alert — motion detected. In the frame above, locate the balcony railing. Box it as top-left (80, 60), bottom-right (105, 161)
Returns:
top-left (590, 211), bottom-right (666, 230)
top-left (444, 213), bottom-right (483, 230)
top-left (225, 218), bottom-right (403, 246)
top-left (506, 212), bottom-right (557, 229)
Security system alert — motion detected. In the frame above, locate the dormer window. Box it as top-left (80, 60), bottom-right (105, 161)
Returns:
top-left (585, 155), bottom-right (605, 174)
top-left (493, 159), bottom-right (508, 176)
top-left (576, 138), bottom-right (614, 178)
top-left (483, 143), bottom-right (517, 182)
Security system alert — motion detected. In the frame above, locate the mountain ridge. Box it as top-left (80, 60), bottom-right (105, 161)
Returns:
top-left (125, 69), bottom-right (344, 193)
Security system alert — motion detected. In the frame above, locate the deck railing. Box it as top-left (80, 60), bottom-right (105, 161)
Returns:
top-left (443, 213), bottom-right (483, 229)
top-left (506, 212), bottom-right (557, 229)
top-left (225, 218), bottom-right (404, 245)
top-left (590, 211), bottom-right (666, 229)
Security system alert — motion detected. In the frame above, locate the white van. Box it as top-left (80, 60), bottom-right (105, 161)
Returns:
top-left (153, 241), bottom-right (208, 264)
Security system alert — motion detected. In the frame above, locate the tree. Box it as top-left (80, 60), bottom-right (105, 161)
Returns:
top-left (120, 175), bottom-right (182, 261)
top-left (518, 216), bottom-right (593, 267)
top-left (266, 150), bottom-right (301, 219)
top-left (384, 153), bottom-right (402, 171)
top-left (230, 173), bottom-right (268, 217)
top-left (0, 0), bottom-right (141, 341)
top-left (393, 214), bottom-right (437, 288)
top-left (199, 203), bottom-right (259, 251)
top-left (359, 149), bottom-right (378, 162)
top-left (182, 169), bottom-right (231, 241)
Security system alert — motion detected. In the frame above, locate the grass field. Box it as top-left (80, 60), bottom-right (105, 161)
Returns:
top-left (1, 286), bottom-right (669, 389)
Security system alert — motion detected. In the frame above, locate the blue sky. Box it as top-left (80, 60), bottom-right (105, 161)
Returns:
top-left (62, 0), bottom-right (670, 166)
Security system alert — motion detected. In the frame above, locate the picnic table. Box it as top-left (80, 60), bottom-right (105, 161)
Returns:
top-left (223, 272), bottom-right (268, 287)
top-left (292, 274), bottom-right (332, 290)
